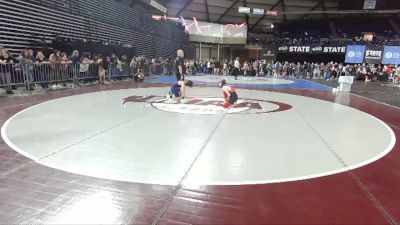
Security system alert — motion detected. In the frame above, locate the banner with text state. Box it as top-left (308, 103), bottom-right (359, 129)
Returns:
top-left (277, 45), bottom-right (346, 54)
top-left (364, 46), bottom-right (384, 64)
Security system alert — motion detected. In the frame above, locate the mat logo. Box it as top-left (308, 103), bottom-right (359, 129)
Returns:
top-left (122, 95), bottom-right (292, 115)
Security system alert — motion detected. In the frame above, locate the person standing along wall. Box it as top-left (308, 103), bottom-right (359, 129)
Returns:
top-left (60, 53), bottom-right (71, 87)
top-left (0, 51), bottom-right (14, 94)
top-left (97, 54), bottom-right (106, 85)
top-left (109, 53), bottom-right (118, 81)
top-left (70, 50), bottom-right (80, 86)
top-left (19, 49), bottom-right (34, 91)
top-left (34, 51), bottom-right (51, 89)
top-left (49, 50), bottom-right (61, 88)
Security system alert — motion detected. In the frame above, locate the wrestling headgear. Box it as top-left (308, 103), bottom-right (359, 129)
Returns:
top-left (185, 80), bottom-right (193, 87)
top-left (219, 79), bottom-right (227, 88)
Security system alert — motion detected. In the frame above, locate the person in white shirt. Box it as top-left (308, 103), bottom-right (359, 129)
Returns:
top-left (233, 57), bottom-right (241, 80)
top-left (207, 60), bottom-right (211, 74)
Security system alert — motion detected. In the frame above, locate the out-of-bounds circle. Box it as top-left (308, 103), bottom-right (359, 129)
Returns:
top-left (1, 87), bottom-right (396, 186)
top-left (186, 75), bottom-right (295, 85)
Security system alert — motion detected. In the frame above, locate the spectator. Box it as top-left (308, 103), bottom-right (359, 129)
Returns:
top-left (313, 63), bottom-right (320, 79)
top-left (60, 52), bottom-right (71, 87)
top-left (109, 53), bottom-right (118, 80)
top-left (325, 63), bottom-right (332, 80)
top-left (70, 50), bottom-right (80, 86)
top-left (0, 51), bottom-right (14, 94)
top-left (130, 56), bottom-right (137, 76)
top-left (253, 60), bottom-right (260, 77)
top-left (97, 54), bottom-right (106, 85)
top-left (242, 62), bottom-right (250, 76)
top-left (34, 51), bottom-right (50, 89)
top-left (223, 60), bottom-right (229, 75)
top-left (28, 49), bottom-right (35, 61)
top-left (118, 55), bottom-right (128, 76)
top-left (49, 50), bottom-right (61, 88)
top-left (162, 58), bottom-right (169, 75)
top-left (155, 57), bottom-right (162, 75)
top-left (79, 53), bottom-right (93, 84)
top-left (394, 66), bottom-right (400, 84)
top-left (201, 60), bottom-right (207, 74)
top-left (136, 56), bottom-right (145, 77)
top-left (19, 49), bottom-right (35, 91)
top-left (357, 65), bottom-right (367, 81)
top-left (0, 46), bottom-right (5, 58)
top-left (214, 60), bottom-right (221, 75)
top-left (133, 56), bottom-right (145, 82)
top-left (380, 65), bottom-right (390, 82)
top-left (331, 65), bottom-right (338, 79)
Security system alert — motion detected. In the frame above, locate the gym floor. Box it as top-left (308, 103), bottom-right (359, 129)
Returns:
top-left (314, 79), bottom-right (400, 108)
top-left (0, 76), bottom-right (399, 224)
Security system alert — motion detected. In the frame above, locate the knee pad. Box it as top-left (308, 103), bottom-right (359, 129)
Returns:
top-left (223, 102), bottom-right (232, 109)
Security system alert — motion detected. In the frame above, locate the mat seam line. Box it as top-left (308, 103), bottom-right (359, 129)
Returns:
top-left (307, 78), bottom-right (400, 110)
top-left (37, 112), bottom-right (150, 161)
top-left (295, 110), bottom-right (398, 225)
top-left (151, 114), bottom-right (227, 225)
top-left (1, 111), bottom-right (149, 178)
top-left (351, 93), bottom-right (400, 110)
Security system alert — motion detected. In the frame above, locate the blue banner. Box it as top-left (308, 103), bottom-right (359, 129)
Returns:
top-left (345, 45), bottom-right (366, 64)
top-left (382, 46), bottom-right (400, 65)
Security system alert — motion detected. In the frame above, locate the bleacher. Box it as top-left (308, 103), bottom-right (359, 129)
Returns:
top-left (336, 20), bottom-right (395, 39)
top-left (247, 18), bottom-right (400, 47)
top-left (0, 0), bottom-right (191, 58)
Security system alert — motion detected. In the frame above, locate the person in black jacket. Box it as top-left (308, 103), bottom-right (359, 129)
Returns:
top-left (70, 50), bottom-right (80, 85)
top-left (174, 49), bottom-right (185, 81)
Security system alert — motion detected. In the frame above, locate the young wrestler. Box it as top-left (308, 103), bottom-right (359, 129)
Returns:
top-left (169, 80), bottom-right (193, 103)
top-left (219, 79), bottom-right (238, 108)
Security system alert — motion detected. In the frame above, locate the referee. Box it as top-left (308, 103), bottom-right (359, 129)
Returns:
top-left (174, 49), bottom-right (185, 81)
